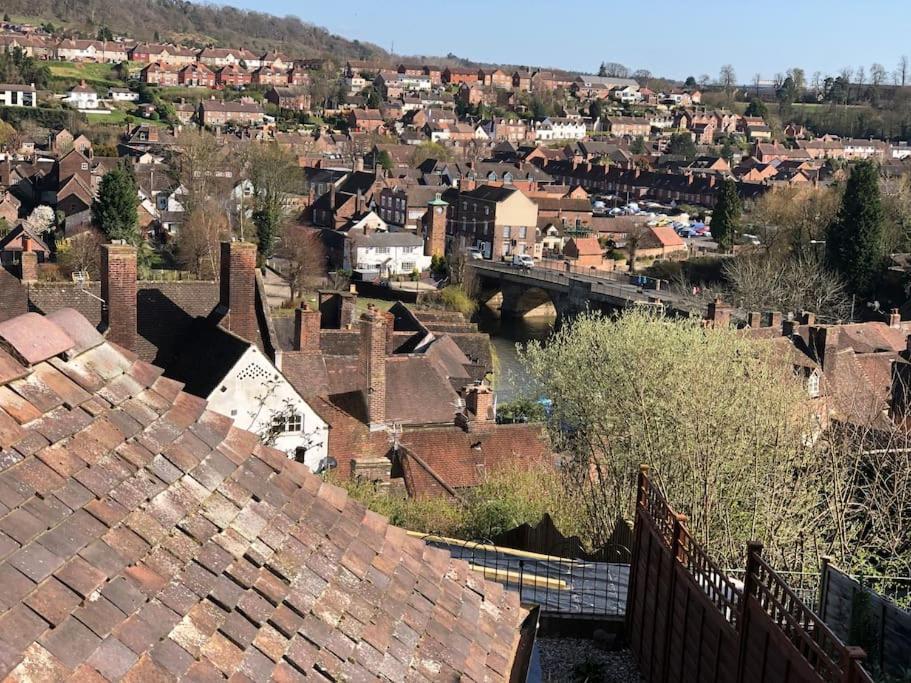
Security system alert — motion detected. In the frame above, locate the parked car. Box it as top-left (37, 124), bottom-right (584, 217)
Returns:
top-left (511, 254), bottom-right (535, 268)
top-left (467, 247), bottom-right (484, 260)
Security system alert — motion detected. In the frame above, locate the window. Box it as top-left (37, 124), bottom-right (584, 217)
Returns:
top-left (806, 372), bottom-right (820, 398)
top-left (503, 226), bottom-right (511, 239)
top-left (401, 261), bottom-right (415, 272)
top-left (403, 246), bottom-right (416, 253)
top-left (518, 226), bottom-right (527, 239)
top-left (376, 247), bottom-right (390, 255)
top-left (272, 411), bottom-right (302, 433)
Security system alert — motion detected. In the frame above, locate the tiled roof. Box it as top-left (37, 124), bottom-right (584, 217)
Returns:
top-left (0, 309), bottom-right (530, 680)
top-left (398, 423), bottom-right (552, 498)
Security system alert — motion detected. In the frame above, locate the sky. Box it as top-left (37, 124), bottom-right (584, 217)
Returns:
top-left (228, 0), bottom-right (911, 82)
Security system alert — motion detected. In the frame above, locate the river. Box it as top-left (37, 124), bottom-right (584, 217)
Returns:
top-left (475, 306), bottom-right (556, 404)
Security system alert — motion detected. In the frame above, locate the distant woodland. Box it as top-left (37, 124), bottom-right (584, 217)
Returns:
top-left (3, 0), bottom-right (388, 61)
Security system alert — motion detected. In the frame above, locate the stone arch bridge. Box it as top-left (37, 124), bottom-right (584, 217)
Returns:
top-left (467, 261), bottom-right (694, 319)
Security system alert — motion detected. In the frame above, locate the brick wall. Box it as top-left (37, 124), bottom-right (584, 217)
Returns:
top-left (101, 244), bottom-right (138, 351)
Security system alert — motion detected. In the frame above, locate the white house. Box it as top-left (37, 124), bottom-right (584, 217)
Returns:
top-left (533, 116), bottom-right (587, 142)
top-left (399, 73), bottom-right (432, 92)
top-left (64, 82), bottom-right (99, 110)
top-left (342, 211), bottom-right (431, 277)
top-left (168, 321), bottom-right (331, 471)
top-left (0, 83), bottom-right (36, 108)
top-left (108, 87), bottom-right (139, 102)
top-left (612, 85), bottom-right (642, 104)
top-left (345, 75), bottom-right (366, 96)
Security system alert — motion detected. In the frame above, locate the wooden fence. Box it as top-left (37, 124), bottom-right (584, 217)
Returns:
top-left (819, 562), bottom-right (911, 679)
top-left (627, 465), bottom-right (873, 683)
top-left (492, 513), bottom-right (633, 563)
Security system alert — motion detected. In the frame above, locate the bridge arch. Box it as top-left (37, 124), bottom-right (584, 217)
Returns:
top-left (499, 283), bottom-right (559, 318)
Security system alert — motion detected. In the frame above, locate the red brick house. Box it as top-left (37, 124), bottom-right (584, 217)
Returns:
top-left (178, 62), bottom-right (215, 88)
top-left (347, 108), bottom-right (385, 133)
top-left (563, 236), bottom-right (604, 267)
top-left (215, 63), bottom-right (251, 88)
top-left (140, 62), bottom-right (179, 87)
top-left (479, 68), bottom-right (511, 89)
top-left (442, 66), bottom-right (479, 85)
top-left (251, 65), bottom-right (286, 87)
top-left (287, 67), bottom-right (311, 86)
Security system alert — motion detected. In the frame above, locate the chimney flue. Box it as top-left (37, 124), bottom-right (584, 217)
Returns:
top-left (101, 243), bottom-right (138, 351)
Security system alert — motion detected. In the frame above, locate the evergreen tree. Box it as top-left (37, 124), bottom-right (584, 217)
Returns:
top-left (376, 149), bottom-right (393, 172)
top-left (684, 75), bottom-right (697, 88)
top-left (745, 98), bottom-right (768, 119)
top-left (92, 165), bottom-right (139, 244)
top-left (667, 132), bottom-right (697, 160)
top-left (630, 136), bottom-right (646, 155)
top-left (252, 203), bottom-right (282, 263)
top-left (711, 178), bottom-right (741, 252)
top-left (825, 161), bottom-right (884, 293)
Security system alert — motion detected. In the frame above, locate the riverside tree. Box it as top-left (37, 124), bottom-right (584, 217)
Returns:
top-left (825, 160), bottom-right (884, 294)
top-left (521, 310), bottom-right (816, 566)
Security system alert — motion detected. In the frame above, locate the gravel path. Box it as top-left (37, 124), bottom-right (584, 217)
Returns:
top-left (537, 638), bottom-right (642, 682)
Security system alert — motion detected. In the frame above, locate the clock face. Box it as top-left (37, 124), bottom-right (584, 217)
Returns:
top-left (434, 206), bottom-right (443, 215)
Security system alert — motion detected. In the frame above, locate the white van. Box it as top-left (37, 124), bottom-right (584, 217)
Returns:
top-left (512, 254), bottom-right (535, 268)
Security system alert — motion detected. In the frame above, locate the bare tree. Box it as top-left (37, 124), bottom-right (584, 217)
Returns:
top-left (753, 73), bottom-right (761, 95)
top-left (57, 230), bottom-right (103, 280)
top-left (175, 198), bottom-right (230, 279)
top-left (899, 55), bottom-right (909, 87)
top-left (718, 64), bottom-right (736, 95)
top-left (723, 256), bottom-right (851, 322)
top-left (281, 227), bottom-right (327, 301)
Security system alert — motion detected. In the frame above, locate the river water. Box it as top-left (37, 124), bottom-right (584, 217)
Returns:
top-left (475, 306), bottom-right (556, 404)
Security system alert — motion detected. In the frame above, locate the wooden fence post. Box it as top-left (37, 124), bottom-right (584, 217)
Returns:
top-left (842, 645), bottom-right (867, 683)
top-left (624, 464), bottom-right (650, 640)
top-left (736, 540), bottom-right (764, 683)
top-left (818, 556), bottom-right (831, 618)
top-left (660, 513), bottom-right (688, 683)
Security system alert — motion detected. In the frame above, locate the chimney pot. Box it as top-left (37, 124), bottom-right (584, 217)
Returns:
top-left (101, 243), bottom-right (138, 351)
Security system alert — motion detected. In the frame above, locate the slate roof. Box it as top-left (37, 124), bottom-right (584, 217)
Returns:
top-left (0, 309), bottom-right (530, 680)
top-left (163, 319), bottom-right (251, 397)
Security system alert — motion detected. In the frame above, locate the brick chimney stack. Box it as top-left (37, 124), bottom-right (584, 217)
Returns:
top-left (219, 241), bottom-right (258, 343)
top-left (769, 311), bottom-right (783, 330)
top-left (466, 384), bottom-right (494, 422)
top-left (384, 311), bottom-right (396, 355)
top-left (457, 384), bottom-right (495, 431)
top-left (889, 308), bottom-right (901, 329)
top-left (706, 298), bottom-right (731, 328)
top-left (19, 251), bottom-right (38, 283)
top-left (101, 243), bottom-right (137, 351)
top-left (293, 303), bottom-right (321, 354)
top-left (747, 311), bottom-right (761, 328)
top-left (360, 306), bottom-right (387, 430)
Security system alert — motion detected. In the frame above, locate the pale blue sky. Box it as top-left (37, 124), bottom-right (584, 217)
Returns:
top-left (231, 0), bottom-right (911, 81)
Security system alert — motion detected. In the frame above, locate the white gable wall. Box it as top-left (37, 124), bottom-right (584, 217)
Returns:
top-left (204, 345), bottom-right (330, 472)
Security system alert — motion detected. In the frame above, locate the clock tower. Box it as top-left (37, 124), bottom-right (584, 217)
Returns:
top-left (424, 193), bottom-right (448, 258)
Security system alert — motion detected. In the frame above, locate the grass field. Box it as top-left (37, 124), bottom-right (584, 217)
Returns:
top-left (48, 61), bottom-right (123, 89)
top-left (84, 109), bottom-right (128, 124)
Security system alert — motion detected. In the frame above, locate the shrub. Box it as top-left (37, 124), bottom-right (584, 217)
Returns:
top-left (438, 285), bottom-right (478, 317)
